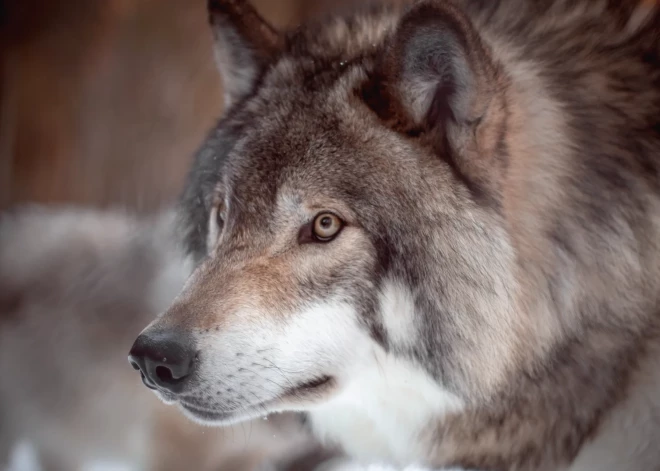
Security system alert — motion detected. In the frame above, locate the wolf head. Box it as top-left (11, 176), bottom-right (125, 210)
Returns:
top-left (125, 0), bottom-right (660, 468)
top-left (128, 0), bottom-right (524, 426)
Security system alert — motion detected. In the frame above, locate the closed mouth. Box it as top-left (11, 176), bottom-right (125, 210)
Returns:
top-left (178, 375), bottom-right (334, 423)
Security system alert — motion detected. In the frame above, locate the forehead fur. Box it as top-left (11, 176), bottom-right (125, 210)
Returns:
top-left (249, 3), bottom-right (405, 105)
top-left (179, 3), bottom-right (411, 258)
top-left (286, 2), bottom-right (403, 61)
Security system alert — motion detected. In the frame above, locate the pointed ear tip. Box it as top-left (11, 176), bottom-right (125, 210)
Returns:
top-left (207, 0), bottom-right (248, 15)
top-left (208, 0), bottom-right (244, 7)
top-left (207, 0), bottom-right (223, 20)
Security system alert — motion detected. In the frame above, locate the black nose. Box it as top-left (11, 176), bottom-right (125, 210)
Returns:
top-left (128, 331), bottom-right (196, 393)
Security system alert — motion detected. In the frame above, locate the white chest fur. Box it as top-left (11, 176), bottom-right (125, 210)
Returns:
top-left (307, 354), bottom-right (464, 466)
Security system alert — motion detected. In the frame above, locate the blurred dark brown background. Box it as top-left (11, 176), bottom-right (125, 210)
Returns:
top-left (0, 0), bottom-right (356, 213)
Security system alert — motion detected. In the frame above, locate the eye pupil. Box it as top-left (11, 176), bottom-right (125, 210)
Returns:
top-left (309, 212), bottom-right (343, 243)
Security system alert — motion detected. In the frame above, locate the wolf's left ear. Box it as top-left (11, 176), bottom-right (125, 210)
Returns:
top-left (208, 0), bottom-right (283, 109)
top-left (370, 1), bottom-right (501, 135)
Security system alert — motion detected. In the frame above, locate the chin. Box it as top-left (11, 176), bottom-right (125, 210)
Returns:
top-left (177, 402), bottom-right (266, 426)
top-left (153, 390), bottom-right (178, 406)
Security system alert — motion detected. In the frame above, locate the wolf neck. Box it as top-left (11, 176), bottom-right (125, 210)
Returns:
top-left (307, 351), bottom-right (463, 465)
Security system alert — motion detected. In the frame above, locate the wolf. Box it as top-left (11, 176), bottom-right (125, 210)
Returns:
top-left (0, 205), bottom-right (325, 471)
top-left (128, 0), bottom-right (660, 470)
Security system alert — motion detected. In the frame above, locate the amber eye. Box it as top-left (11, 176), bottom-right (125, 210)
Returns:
top-left (312, 213), bottom-right (343, 242)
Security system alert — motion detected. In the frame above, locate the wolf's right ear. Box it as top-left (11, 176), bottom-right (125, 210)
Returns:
top-left (366, 1), bottom-right (500, 135)
top-left (208, 0), bottom-right (283, 109)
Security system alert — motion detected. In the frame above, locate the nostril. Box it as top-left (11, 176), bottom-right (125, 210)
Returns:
top-left (155, 365), bottom-right (175, 383)
top-left (129, 359), bottom-right (140, 371)
top-left (139, 371), bottom-right (157, 390)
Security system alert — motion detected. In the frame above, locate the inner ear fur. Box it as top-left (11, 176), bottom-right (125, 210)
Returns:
top-left (363, 1), bottom-right (508, 200)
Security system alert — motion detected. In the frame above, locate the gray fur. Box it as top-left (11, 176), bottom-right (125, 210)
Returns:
top-left (141, 1), bottom-right (660, 470)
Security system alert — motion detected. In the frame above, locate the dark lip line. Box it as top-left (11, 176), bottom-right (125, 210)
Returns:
top-left (282, 375), bottom-right (332, 397)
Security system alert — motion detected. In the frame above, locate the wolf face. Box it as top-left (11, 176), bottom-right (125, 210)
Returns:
top-left (130, 0), bottom-right (517, 422)
top-left (130, 0), bottom-right (660, 469)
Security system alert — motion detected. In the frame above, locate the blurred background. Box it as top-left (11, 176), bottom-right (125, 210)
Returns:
top-left (0, 0), bottom-right (358, 213)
